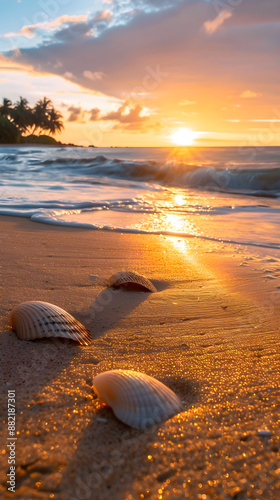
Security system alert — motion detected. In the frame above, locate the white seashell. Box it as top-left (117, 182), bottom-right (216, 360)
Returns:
top-left (9, 301), bottom-right (92, 346)
top-left (89, 275), bottom-right (99, 281)
top-left (107, 271), bottom-right (157, 292)
top-left (92, 369), bottom-right (182, 429)
top-left (257, 429), bottom-right (272, 438)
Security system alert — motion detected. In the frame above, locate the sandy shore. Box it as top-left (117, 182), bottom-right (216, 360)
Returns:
top-left (0, 216), bottom-right (279, 500)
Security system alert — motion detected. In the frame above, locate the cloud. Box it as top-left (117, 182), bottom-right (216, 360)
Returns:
top-left (51, 10), bottom-right (114, 43)
top-left (179, 100), bottom-right (196, 106)
top-left (3, 1), bottom-right (207, 97)
top-left (204, 10), bottom-right (232, 35)
top-left (93, 10), bottom-right (114, 23)
top-left (54, 22), bottom-right (94, 42)
top-left (220, 0), bottom-right (280, 26)
top-left (103, 102), bottom-right (147, 122)
top-left (67, 106), bottom-right (84, 122)
top-left (89, 108), bottom-right (100, 121)
top-left (63, 72), bottom-right (75, 79)
top-left (84, 71), bottom-right (105, 81)
top-left (240, 90), bottom-right (262, 98)
top-left (116, 0), bottom-right (183, 13)
top-left (249, 119), bottom-right (280, 123)
top-left (2, 10), bottom-right (114, 47)
top-left (3, 15), bottom-right (89, 39)
top-left (3, 0), bottom-right (280, 110)
top-left (65, 101), bottom-right (149, 130)
top-left (102, 101), bottom-right (150, 130)
top-left (182, 111), bottom-right (198, 117)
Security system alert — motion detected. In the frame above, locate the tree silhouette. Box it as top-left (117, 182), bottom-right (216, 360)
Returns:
top-left (0, 98), bottom-right (13, 119)
top-left (32, 97), bottom-right (53, 134)
top-left (45, 108), bottom-right (64, 135)
top-left (11, 97), bottom-right (33, 133)
top-left (0, 96), bottom-right (64, 142)
top-left (0, 117), bottom-right (20, 143)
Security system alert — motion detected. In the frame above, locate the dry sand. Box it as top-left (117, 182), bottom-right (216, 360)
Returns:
top-left (0, 215), bottom-right (279, 500)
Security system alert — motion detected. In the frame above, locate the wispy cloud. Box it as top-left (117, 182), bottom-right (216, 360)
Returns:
top-left (179, 100), bottom-right (196, 106)
top-left (3, 15), bottom-right (89, 39)
top-left (240, 90), bottom-right (262, 98)
top-left (204, 10), bottom-right (232, 35)
top-left (63, 72), bottom-right (75, 80)
top-left (249, 119), bottom-right (280, 123)
top-left (84, 71), bottom-right (106, 81)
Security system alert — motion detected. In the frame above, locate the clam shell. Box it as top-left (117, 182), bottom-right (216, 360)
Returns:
top-left (9, 301), bottom-right (92, 346)
top-left (92, 369), bottom-right (182, 429)
top-left (107, 271), bottom-right (157, 292)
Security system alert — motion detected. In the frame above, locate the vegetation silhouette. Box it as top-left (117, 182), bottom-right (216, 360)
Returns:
top-left (0, 96), bottom-right (64, 144)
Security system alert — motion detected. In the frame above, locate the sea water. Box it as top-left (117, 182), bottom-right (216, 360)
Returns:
top-left (1, 145), bottom-right (280, 252)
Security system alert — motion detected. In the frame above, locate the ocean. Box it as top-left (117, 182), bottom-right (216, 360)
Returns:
top-left (1, 145), bottom-right (280, 253)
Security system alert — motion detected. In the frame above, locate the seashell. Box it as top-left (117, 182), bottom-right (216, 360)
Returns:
top-left (9, 301), bottom-right (92, 346)
top-left (89, 274), bottom-right (99, 282)
top-left (92, 369), bottom-right (182, 429)
top-left (257, 429), bottom-right (272, 438)
top-left (107, 271), bottom-right (157, 292)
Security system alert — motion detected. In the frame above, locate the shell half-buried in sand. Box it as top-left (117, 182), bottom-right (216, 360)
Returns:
top-left (107, 271), bottom-right (157, 292)
top-left (92, 369), bottom-right (182, 429)
top-left (9, 301), bottom-right (92, 346)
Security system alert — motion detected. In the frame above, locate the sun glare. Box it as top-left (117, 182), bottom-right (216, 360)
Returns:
top-left (171, 127), bottom-right (198, 146)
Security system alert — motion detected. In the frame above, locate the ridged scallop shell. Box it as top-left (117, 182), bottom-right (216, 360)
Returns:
top-left (107, 271), bottom-right (157, 292)
top-left (9, 301), bottom-right (92, 346)
top-left (92, 369), bottom-right (182, 429)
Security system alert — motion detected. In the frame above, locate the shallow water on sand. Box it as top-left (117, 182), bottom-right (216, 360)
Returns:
top-left (1, 145), bottom-right (280, 252)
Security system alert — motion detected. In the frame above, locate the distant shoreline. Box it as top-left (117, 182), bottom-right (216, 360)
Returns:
top-left (0, 143), bottom-right (95, 148)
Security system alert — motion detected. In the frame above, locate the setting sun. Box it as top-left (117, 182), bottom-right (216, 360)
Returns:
top-left (171, 128), bottom-right (198, 146)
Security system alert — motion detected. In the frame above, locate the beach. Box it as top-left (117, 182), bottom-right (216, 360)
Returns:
top-left (1, 0), bottom-right (280, 496)
top-left (0, 215), bottom-right (279, 500)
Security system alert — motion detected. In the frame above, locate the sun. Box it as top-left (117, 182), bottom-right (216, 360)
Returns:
top-left (171, 127), bottom-right (198, 146)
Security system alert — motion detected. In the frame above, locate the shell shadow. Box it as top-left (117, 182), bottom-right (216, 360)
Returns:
top-left (58, 408), bottom-right (159, 500)
top-left (151, 279), bottom-right (170, 292)
top-left (0, 329), bottom-right (83, 391)
top-left (159, 374), bottom-right (200, 409)
top-left (75, 287), bottom-right (154, 340)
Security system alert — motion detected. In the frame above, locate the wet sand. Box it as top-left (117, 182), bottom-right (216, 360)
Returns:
top-left (0, 215), bottom-right (279, 500)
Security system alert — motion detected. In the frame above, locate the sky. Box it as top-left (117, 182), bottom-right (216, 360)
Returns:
top-left (0, 0), bottom-right (280, 147)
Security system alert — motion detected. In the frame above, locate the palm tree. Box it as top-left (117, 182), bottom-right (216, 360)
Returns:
top-left (32, 97), bottom-right (53, 134)
top-left (31, 97), bottom-right (64, 136)
top-left (0, 98), bottom-right (13, 119)
top-left (0, 116), bottom-right (20, 143)
top-left (40, 97), bottom-right (52, 110)
top-left (0, 95), bottom-right (64, 141)
top-left (45, 107), bottom-right (64, 135)
top-left (11, 97), bottom-right (33, 133)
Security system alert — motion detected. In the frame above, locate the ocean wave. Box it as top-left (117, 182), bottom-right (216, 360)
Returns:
top-left (185, 166), bottom-right (280, 196)
top-left (1, 145), bottom-right (280, 251)
top-left (26, 154), bottom-right (280, 197)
